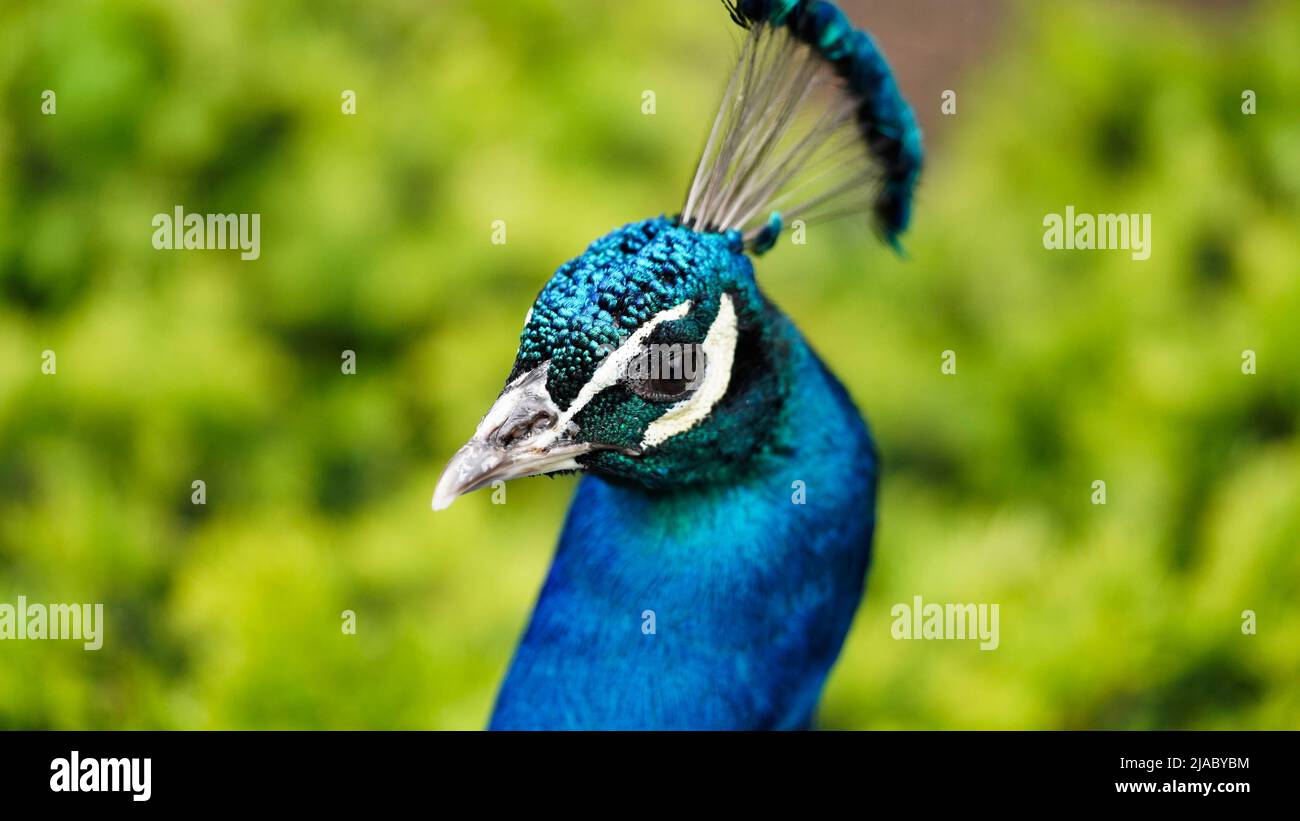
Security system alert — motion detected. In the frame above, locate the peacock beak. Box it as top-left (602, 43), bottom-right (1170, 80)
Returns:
top-left (432, 363), bottom-right (590, 510)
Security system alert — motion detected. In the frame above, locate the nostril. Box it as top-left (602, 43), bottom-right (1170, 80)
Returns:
top-left (492, 410), bottom-right (557, 448)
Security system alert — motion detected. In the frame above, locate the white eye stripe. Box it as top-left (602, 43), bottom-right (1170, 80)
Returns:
top-left (640, 294), bottom-right (737, 448)
top-left (533, 301), bottom-right (694, 449)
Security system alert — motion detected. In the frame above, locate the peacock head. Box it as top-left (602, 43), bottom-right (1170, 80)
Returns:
top-left (433, 0), bottom-right (923, 509)
top-left (433, 217), bottom-right (790, 509)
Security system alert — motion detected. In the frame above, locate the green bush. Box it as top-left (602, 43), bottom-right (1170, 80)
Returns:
top-left (0, 0), bottom-right (1296, 728)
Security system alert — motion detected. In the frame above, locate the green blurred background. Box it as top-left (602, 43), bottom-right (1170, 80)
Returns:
top-left (0, 0), bottom-right (1297, 729)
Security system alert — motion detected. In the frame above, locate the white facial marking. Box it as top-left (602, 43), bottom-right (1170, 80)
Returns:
top-left (472, 362), bottom-right (555, 441)
top-left (533, 301), bottom-right (694, 451)
top-left (640, 294), bottom-right (738, 448)
top-left (432, 361), bottom-right (583, 510)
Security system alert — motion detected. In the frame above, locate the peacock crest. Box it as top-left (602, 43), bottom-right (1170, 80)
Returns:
top-left (686, 0), bottom-right (923, 253)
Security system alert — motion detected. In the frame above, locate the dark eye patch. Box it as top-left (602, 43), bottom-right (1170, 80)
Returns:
top-left (626, 342), bottom-right (708, 402)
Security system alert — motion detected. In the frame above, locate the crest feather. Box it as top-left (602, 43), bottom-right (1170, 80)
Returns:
top-left (682, 0), bottom-right (923, 254)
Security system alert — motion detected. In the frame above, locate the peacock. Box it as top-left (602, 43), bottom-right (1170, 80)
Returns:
top-left (433, 0), bottom-right (921, 730)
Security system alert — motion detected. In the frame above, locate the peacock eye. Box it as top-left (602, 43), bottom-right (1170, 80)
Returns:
top-left (626, 343), bottom-right (707, 403)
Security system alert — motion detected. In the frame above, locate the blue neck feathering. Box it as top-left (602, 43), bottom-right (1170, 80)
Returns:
top-left (433, 0), bottom-right (921, 730)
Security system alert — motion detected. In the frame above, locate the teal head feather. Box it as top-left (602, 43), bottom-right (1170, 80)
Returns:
top-left (505, 217), bottom-right (785, 490)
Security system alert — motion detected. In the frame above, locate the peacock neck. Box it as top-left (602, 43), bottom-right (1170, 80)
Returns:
top-left (490, 313), bottom-right (877, 729)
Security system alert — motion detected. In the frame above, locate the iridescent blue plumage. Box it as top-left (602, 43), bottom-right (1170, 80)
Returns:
top-left (491, 263), bottom-right (877, 729)
top-left (432, 0), bottom-right (921, 730)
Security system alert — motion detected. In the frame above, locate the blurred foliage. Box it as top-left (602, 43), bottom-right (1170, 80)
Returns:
top-left (0, 0), bottom-right (1297, 729)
